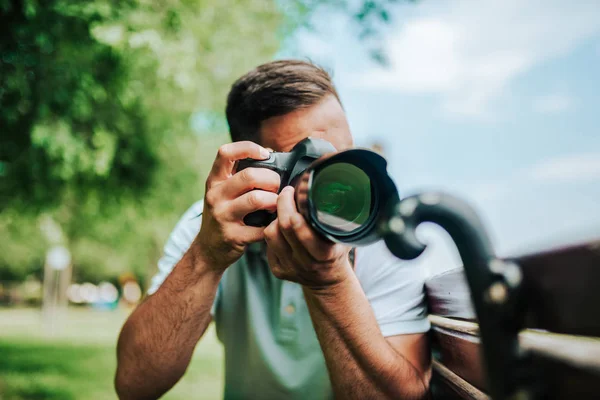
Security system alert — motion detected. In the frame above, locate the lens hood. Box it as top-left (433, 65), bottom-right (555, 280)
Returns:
top-left (295, 148), bottom-right (400, 246)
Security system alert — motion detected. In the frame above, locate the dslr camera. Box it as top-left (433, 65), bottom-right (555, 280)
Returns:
top-left (236, 138), bottom-right (399, 246)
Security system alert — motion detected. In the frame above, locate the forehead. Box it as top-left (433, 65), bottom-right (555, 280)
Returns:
top-left (258, 95), bottom-right (353, 152)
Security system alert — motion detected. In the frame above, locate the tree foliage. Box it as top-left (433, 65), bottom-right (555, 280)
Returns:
top-left (0, 0), bottom-right (408, 285)
top-left (0, 0), bottom-right (296, 283)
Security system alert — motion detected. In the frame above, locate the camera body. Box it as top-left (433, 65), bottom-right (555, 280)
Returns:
top-left (236, 137), bottom-right (337, 227)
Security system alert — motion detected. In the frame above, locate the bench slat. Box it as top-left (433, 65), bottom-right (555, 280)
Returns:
top-left (431, 323), bottom-right (486, 391)
top-left (429, 315), bottom-right (600, 398)
top-left (432, 360), bottom-right (489, 400)
top-left (430, 315), bottom-right (600, 374)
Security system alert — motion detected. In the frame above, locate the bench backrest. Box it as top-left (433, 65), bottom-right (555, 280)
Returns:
top-left (425, 240), bottom-right (600, 399)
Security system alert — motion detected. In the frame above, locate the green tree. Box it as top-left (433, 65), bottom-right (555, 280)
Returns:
top-left (0, 0), bottom-right (410, 285)
top-left (0, 0), bottom-right (299, 284)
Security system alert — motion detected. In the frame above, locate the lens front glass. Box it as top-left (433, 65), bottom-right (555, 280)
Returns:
top-left (311, 162), bottom-right (372, 233)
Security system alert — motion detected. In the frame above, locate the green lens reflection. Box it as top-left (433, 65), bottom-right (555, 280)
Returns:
top-left (311, 162), bottom-right (372, 233)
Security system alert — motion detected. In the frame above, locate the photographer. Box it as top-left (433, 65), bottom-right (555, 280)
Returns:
top-left (115, 60), bottom-right (431, 400)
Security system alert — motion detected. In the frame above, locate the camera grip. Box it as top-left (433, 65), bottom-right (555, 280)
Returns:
top-left (243, 210), bottom-right (276, 227)
top-left (236, 156), bottom-right (279, 173)
top-left (236, 156), bottom-right (280, 227)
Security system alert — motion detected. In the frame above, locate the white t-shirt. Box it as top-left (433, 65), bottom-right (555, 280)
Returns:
top-left (148, 200), bottom-right (430, 399)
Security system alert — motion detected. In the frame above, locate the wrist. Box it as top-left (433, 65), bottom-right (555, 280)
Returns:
top-left (161, 245), bottom-right (224, 295)
top-left (190, 234), bottom-right (232, 272)
top-left (304, 258), bottom-right (354, 296)
top-left (187, 240), bottom-right (229, 277)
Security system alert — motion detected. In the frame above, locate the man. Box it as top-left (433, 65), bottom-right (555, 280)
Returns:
top-left (115, 60), bottom-right (431, 400)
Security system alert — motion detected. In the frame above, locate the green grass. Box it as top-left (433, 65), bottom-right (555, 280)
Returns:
top-left (0, 308), bottom-right (224, 400)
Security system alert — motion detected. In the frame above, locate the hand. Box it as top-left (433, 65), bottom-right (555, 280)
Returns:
top-left (194, 142), bottom-right (281, 271)
top-left (264, 186), bottom-right (353, 289)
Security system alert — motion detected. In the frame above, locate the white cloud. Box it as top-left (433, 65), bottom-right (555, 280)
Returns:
top-left (362, 18), bottom-right (461, 93)
top-left (407, 153), bottom-right (600, 271)
top-left (462, 153), bottom-right (600, 255)
top-left (469, 181), bottom-right (510, 203)
top-left (533, 94), bottom-right (573, 114)
top-left (357, 0), bottom-right (600, 117)
top-left (528, 153), bottom-right (600, 183)
top-left (469, 153), bottom-right (600, 198)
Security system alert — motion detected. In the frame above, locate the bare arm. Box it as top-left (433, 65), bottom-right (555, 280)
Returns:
top-left (115, 142), bottom-right (280, 399)
top-left (115, 247), bottom-right (221, 400)
top-left (303, 274), bottom-right (431, 399)
top-left (264, 187), bottom-right (431, 399)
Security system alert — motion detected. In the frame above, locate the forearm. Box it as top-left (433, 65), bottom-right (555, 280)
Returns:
top-left (115, 245), bottom-right (223, 400)
top-left (303, 274), bottom-right (429, 400)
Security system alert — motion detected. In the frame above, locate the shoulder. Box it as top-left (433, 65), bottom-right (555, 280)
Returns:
top-left (147, 199), bottom-right (204, 295)
top-left (354, 239), bottom-right (426, 288)
top-left (354, 239), bottom-right (430, 335)
top-left (165, 199), bottom-right (204, 251)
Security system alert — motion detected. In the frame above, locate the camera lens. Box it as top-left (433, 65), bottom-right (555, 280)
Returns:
top-left (311, 163), bottom-right (372, 233)
top-left (295, 147), bottom-right (398, 246)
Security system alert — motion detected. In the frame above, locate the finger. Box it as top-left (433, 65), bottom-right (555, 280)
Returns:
top-left (264, 219), bottom-right (292, 256)
top-left (208, 141), bottom-right (270, 186)
top-left (278, 186), bottom-right (333, 260)
top-left (276, 186), bottom-right (299, 224)
top-left (291, 212), bottom-right (336, 260)
top-left (276, 187), bottom-right (310, 255)
top-left (220, 167), bottom-right (281, 199)
top-left (266, 249), bottom-right (286, 280)
top-left (226, 190), bottom-right (278, 221)
top-left (232, 225), bottom-right (267, 245)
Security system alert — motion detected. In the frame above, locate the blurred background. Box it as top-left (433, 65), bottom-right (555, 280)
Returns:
top-left (1, 0), bottom-right (599, 399)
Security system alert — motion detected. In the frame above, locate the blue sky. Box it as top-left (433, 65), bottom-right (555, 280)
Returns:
top-left (283, 0), bottom-right (600, 274)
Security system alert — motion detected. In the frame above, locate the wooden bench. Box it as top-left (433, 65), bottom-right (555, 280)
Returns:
top-left (382, 192), bottom-right (600, 399)
top-left (426, 240), bottom-right (600, 399)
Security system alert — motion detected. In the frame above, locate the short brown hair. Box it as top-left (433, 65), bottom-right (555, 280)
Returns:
top-left (225, 59), bottom-right (341, 143)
